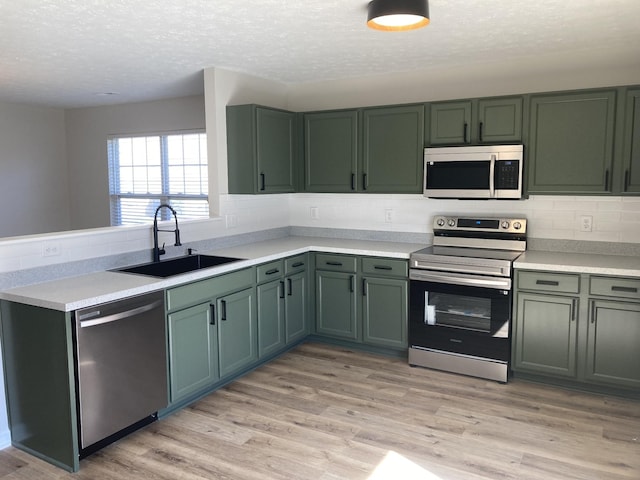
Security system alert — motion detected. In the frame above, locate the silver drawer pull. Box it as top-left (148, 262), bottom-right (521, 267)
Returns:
top-left (611, 286), bottom-right (638, 293)
top-left (536, 279), bottom-right (559, 286)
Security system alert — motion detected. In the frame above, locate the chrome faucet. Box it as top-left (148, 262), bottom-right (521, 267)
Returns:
top-left (152, 204), bottom-right (182, 262)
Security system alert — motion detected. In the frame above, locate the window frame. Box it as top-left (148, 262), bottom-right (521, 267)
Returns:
top-left (107, 130), bottom-right (209, 225)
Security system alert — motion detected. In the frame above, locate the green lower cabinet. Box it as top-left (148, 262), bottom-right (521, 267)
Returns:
top-left (513, 292), bottom-right (578, 378)
top-left (0, 301), bottom-right (79, 472)
top-left (315, 270), bottom-right (358, 340)
top-left (285, 271), bottom-right (308, 343)
top-left (362, 276), bottom-right (407, 349)
top-left (167, 302), bottom-right (218, 403)
top-left (585, 299), bottom-right (640, 389)
top-left (257, 279), bottom-right (286, 358)
top-left (217, 287), bottom-right (258, 378)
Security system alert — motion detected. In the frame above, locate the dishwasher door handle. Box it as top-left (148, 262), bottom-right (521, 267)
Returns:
top-left (79, 299), bottom-right (164, 328)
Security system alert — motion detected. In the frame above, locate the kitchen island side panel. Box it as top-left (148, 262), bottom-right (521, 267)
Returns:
top-left (0, 301), bottom-right (79, 472)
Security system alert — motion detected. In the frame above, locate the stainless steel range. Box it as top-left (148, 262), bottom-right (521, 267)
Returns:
top-left (409, 216), bottom-right (527, 382)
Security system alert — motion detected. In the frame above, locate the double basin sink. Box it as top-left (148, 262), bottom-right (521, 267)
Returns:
top-left (117, 254), bottom-right (243, 278)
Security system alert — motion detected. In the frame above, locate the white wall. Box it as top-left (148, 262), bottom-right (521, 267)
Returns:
top-left (65, 95), bottom-right (207, 230)
top-left (0, 101), bottom-right (69, 237)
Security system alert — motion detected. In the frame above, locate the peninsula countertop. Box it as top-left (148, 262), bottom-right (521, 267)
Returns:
top-left (0, 236), bottom-right (425, 312)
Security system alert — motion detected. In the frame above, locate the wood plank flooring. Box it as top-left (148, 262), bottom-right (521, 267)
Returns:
top-left (1, 342), bottom-right (639, 479)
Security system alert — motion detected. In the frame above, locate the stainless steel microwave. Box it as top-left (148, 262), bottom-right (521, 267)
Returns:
top-left (424, 144), bottom-right (524, 199)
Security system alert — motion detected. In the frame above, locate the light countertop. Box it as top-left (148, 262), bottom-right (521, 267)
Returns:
top-left (514, 250), bottom-right (640, 278)
top-left (0, 236), bottom-right (425, 312)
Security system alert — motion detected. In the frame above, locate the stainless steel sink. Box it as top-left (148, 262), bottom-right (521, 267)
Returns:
top-left (116, 254), bottom-right (243, 278)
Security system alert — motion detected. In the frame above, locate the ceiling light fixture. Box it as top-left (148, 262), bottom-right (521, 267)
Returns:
top-left (367, 0), bottom-right (429, 31)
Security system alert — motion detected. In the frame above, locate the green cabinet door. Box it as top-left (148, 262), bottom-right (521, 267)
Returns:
top-left (257, 279), bottom-right (286, 358)
top-left (227, 105), bottom-right (297, 194)
top-left (167, 302), bottom-right (218, 403)
top-left (585, 299), bottom-right (640, 389)
top-left (285, 270), bottom-right (308, 344)
top-left (622, 88), bottom-right (640, 194)
top-left (477, 97), bottom-right (523, 143)
top-left (429, 101), bottom-right (472, 145)
top-left (362, 276), bottom-right (407, 349)
top-left (218, 287), bottom-right (258, 378)
top-left (362, 105), bottom-right (425, 193)
top-left (304, 110), bottom-right (358, 192)
top-left (528, 90), bottom-right (616, 194)
top-left (513, 292), bottom-right (578, 378)
top-left (315, 270), bottom-right (358, 340)
top-left (256, 107), bottom-right (297, 193)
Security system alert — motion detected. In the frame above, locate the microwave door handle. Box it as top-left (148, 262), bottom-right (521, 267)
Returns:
top-left (489, 155), bottom-right (496, 198)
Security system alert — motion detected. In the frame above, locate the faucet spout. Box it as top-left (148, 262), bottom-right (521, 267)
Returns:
top-left (152, 204), bottom-right (182, 262)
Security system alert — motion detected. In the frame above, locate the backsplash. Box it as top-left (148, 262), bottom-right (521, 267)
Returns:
top-left (289, 193), bottom-right (640, 244)
top-left (1, 194), bottom-right (639, 284)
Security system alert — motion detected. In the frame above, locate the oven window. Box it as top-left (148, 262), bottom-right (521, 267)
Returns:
top-left (424, 291), bottom-right (491, 333)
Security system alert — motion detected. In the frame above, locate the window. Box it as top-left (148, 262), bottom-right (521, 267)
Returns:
top-left (108, 132), bottom-right (208, 225)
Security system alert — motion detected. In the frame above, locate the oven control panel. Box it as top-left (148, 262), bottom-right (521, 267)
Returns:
top-left (433, 216), bottom-right (527, 234)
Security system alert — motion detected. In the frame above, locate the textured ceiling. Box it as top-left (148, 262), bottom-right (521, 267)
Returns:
top-left (1, 0), bottom-right (639, 108)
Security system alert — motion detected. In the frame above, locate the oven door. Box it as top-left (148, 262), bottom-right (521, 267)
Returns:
top-left (409, 270), bottom-right (512, 362)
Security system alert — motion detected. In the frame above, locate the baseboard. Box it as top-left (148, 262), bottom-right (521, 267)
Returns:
top-left (0, 428), bottom-right (11, 450)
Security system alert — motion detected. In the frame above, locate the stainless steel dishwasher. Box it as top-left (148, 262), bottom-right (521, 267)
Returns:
top-left (75, 290), bottom-right (168, 452)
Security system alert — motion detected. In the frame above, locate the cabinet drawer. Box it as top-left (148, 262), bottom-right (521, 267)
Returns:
top-left (361, 257), bottom-right (408, 277)
top-left (590, 276), bottom-right (640, 300)
top-left (285, 254), bottom-right (307, 275)
top-left (517, 271), bottom-right (580, 294)
top-left (167, 268), bottom-right (254, 312)
top-left (315, 253), bottom-right (357, 273)
top-left (256, 260), bottom-right (284, 284)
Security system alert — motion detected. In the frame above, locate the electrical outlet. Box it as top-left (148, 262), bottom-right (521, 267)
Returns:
top-left (310, 206), bottom-right (319, 220)
top-left (43, 243), bottom-right (61, 256)
top-left (384, 208), bottom-right (394, 223)
top-left (580, 215), bottom-right (593, 232)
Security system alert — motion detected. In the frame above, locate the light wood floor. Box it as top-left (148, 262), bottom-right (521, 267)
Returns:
top-left (1, 342), bottom-right (639, 479)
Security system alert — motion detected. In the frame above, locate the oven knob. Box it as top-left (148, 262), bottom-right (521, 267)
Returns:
top-left (447, 219), bottom-right (456, 227)
top-left (501, 221), bottom-right (510, 229)
top-left (513, 221), bottom-right (522, 230)
top-left (436, 218), bottom-right (445, 227)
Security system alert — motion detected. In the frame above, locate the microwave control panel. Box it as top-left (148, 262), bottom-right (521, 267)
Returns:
top-left (495, 160), bottom-right (520, 189)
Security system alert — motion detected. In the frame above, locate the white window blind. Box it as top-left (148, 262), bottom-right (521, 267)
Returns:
top-left (108, 132), bottom-right (208, 225)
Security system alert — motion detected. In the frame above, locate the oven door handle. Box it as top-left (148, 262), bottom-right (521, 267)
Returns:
top-left (410, 270), bottom-right (512, 290)
top-left (412, 261), bottom-right (510, 277)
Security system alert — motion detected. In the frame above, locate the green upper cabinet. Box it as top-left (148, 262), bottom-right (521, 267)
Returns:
top-left (528, 90), bottom-right (617, 194)
top-left (621, 88), bottom-right (640, 193)
top-left (428, 97), bottom-right (522, 145)
top-left (362, 104), bottom-right (425, 193)
top-left (429, 101), bottom-right (472, 145)
top-left (304, 110), bottom-right (359, 192)
top-left (227, 104), bottom-right (297, 194)
top-left (477, 97), bottom-right (523, 143)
